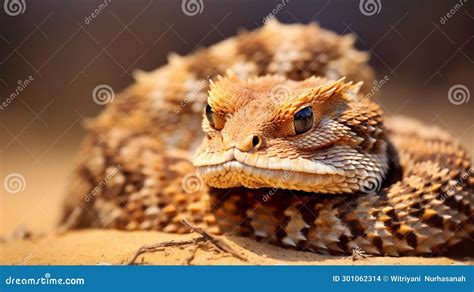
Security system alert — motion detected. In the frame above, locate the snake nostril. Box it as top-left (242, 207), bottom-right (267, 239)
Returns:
top-left (252, 135), bottom-right (261, 148)
top-left (236, 134), bottom-right (263, 152)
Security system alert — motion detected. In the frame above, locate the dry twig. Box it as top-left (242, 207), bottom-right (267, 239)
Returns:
top-left (351, 247), bottom-right (371, 261)
top-left (127, 220), bottom-right (248, 265)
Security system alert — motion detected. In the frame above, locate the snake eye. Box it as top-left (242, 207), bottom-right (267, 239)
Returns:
top-left (205, 103), bottom-right (215, 128)
top-left (293, 106), bottom-right (313, 134)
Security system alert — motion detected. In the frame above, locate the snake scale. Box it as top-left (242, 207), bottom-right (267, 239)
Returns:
top-left (61, 20), bottom-right (473, 256)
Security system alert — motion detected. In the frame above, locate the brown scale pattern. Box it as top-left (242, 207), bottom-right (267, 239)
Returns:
top-left (61, 20), bottom-right (473, 256)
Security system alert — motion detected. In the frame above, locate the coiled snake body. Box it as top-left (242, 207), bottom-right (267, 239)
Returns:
top-left (62, 20), bottom-right (473, 256)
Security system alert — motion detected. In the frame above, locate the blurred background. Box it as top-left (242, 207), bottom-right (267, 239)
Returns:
top-left (1, 0), bottom-right (473, 234)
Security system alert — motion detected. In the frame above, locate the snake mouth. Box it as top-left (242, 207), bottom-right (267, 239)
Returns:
top-left (194, 150), bottom-right (350, 193)
top-left (193, 149), bottom-right (344, 175)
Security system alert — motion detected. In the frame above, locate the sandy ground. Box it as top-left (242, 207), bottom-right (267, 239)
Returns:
top-left (1, 142), bottom-right (473, 266)
top-left (2, 229), bottom-right (472, 266)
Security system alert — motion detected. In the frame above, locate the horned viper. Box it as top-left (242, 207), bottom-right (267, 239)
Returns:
top-left (62, 20), bottom-right (473, 256)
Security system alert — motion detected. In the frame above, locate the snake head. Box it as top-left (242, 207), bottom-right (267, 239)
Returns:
top-left (193, 72), bottom-right (389, 194)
